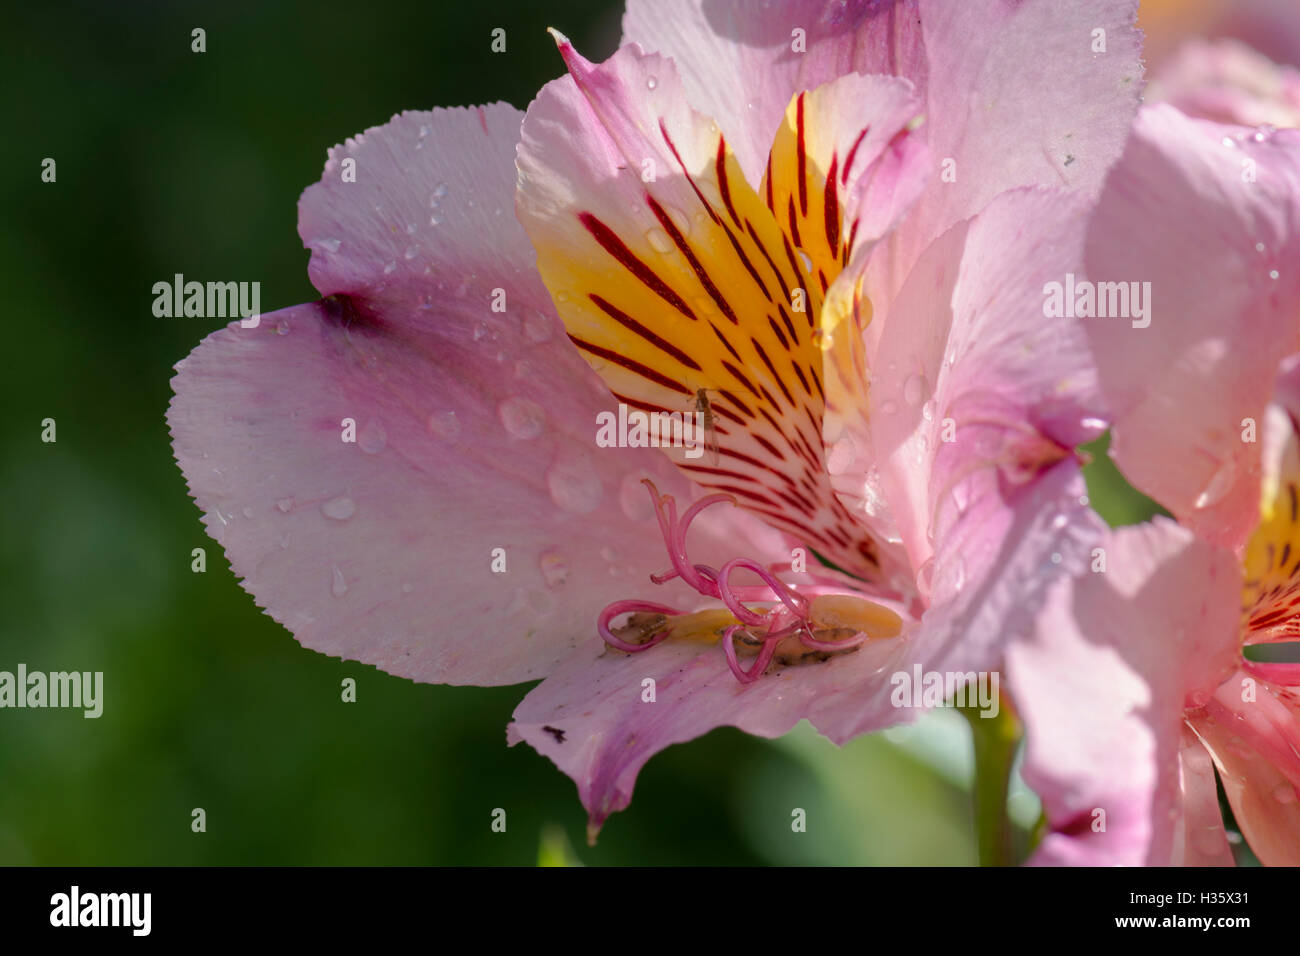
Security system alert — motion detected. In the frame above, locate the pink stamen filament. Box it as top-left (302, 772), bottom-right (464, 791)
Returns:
top-left (598, 481), bottom-right (865, 683)
top-left (598, 600), bottom-right (680, 653)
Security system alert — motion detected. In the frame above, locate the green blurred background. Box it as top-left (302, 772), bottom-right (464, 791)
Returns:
top-left (0, 0), bottom-right (1254, 865)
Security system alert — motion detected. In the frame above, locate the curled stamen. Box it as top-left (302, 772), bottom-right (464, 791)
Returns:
top-left (598, 481), bottom-right (895, 682)
top-left (717, 557), bottom-right (810, 627)
top-left (598, 600), bottom-right (680, 653)
top-left (721, 624), bottom-right (781, 684)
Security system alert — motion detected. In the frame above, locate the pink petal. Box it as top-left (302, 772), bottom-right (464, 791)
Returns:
top-left (169, 106), bottom-right (780, 686)
top-left (623, 0), bottom-right (1142, 263)
top-left (1191, 681), bottom-right (1300, 866)
top-left (621, 0), bottom-right (927, 187)
top-left (1008, 520), bottom-right (1242, 865)
top-left (1174, 727), bottom-right (1236, 866)
top-left (507, 627), bottom-right (915, 837)
top-left (872, 188), bottom-right (1108, 674)
top-left (1150, 38), bottom-right (1300, 129)
top-left (1085, 104), bottom-right (1300, 550)
top-left (515, 37), bottom-right (911, 581)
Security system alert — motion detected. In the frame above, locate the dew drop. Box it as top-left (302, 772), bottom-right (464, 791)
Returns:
top-left (1270, 269), bottom-right (1280, 280)
top-left (429, 212), bottom-right (444, 226)
top-left (276, 497), bottom-right (294, 513)
top-left (523, 309), bottom-right (553, 343)
top-left (547, 453), bottom-right (603, 514)
top-left (1256, 241), bottom-right (1267, 253)
top-left (1274, 783), bottom-right (1297, 804)
top-left (433, 182), bottom-right (449, 200)
top-left (922, 399), bottom-right (936, 423)
top-left (276, 320), bottom-right (291, 336)
top-left (881, 399), bottom-right (898, 415)
top-left (1195, 457), bottom-right (1238, 509)
top-left (646, 227), bottom-right (673, 253)
top-left (903, 373), bottom-right (927, 406)
top-left (402, 582), bottom-right (414, 594)
top-left (317, 237), bottom-right (342, 253)
top-left (646, 76), bottom-right (658, 90)
top-left (330, 566), bottom-right (348, 597)
top-left (539, 550), bottom-right (569, 588)
top-left (321, 496), bottom-right (356, 521)
top-left (472, 323), bottom-right (489, 341)
top-left (358, 420), bottom-right (387, 454)
top-left (428, 410), bottom-right (461, 439)
top-left (796, 249), bottom-right (813, 273)
top-left (242, 506), bottom-right (254, 519)
top-left (499, 397), bottom-right (545, 439)
top-left (383, 261), bottom-right (397, 275)
top-left (932, 556), bottom-right (966, 601)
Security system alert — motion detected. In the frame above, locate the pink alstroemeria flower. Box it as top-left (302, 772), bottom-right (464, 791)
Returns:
top-left (1008, 104), bottom-right (1300, 865)
top-left (169, 0), bottom-right (1142, 836)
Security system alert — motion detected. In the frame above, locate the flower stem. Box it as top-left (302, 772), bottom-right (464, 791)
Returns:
top-left (961, 698), bottom-right (1021, 866)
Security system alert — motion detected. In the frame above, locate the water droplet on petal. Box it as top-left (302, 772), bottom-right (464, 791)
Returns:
top-left (932, 556), bottom-right (966, 602)
top-left (523, 309), bottom-right (553, 343)
top-left (646, 227), bottom-right (673, 253)
top-left (322, 496), bottom-right (356, 521)
top-left (318, 237), bottom-right (342, 253)
top-left (922, 400), bottom-right (936, 423)
top-left (499, 397), bottom-right (545, 439)
top-left (383, 261), bottom-right (397, 275)
top-left (401, 581), bottom-right (414, 594)
top-left (472, 323), bottom-right (489, 341)
top-left (646, 76), bottom-right (658, 90)
top-left (330, 566), bottom-right (348, 597)
top-left (358, 420), bottom-right (387, 454)
top-left (547, 453), bottom-right (603, 514)
top-left (1275, 783), bottom-right (1297, 804)
top-left (1256, 241), bottom-right (1267, 253)
top-left (433, 183), bottom-right (449, 199)
top-left (1195, 457), bottom-right (1239, 509)
top-left (881, 399), bottom-right (898, 415)
top-left (428, 411), bottom-right (461, 439)
top-left (276, 320), bottom-right (291, 335)
top-left (903, 373), bottom-right (927, 406)
top-left (1270, 269), bottom-right (1280, 280)
top-left (276, 497), bottom-right (294, 513)
top-left (539, 550), bottom-right (569, 588)
top-left (796, 249), bottom-right (813, 273)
